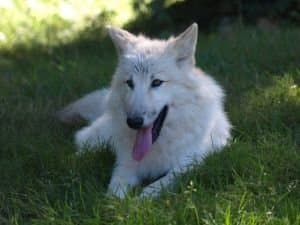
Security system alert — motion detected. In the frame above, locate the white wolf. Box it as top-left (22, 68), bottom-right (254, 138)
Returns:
top-left (57, 23), bottom-right (231, 198)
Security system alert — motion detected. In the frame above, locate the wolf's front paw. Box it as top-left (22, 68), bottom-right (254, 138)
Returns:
top-left (107, 182), bottom-right (128, 199)
top-left (74, 128), bottom-right (91, 153)
top-left (139, 185), bottom-right (161, 199)
top-left (107, 187), bottom-right (127, 199)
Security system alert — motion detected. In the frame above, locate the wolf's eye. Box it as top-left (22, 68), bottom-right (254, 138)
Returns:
top-left (126, 79), bottom-right (134, 89)
top-left (151, 79), bottom-right (164, 88)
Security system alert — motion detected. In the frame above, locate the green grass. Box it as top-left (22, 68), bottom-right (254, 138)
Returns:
top-left (1, 2), bottom-right (300, 224)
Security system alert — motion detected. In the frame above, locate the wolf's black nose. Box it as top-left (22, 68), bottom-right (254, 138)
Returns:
top-left (127, 117), bottom-right (144, 129)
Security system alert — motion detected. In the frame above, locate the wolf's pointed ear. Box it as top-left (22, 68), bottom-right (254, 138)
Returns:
top-left (106, 26), bottom-right (137, 54)
top-left (170, 23), bottom-right (198, 66)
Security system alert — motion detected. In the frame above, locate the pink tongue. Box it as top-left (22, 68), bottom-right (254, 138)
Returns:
top-left (132, 125), bottom-right (152, 161)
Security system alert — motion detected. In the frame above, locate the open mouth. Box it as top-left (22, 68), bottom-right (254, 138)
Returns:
top-left (132, 105), bottom-right (168, 161)
top-left (152, 105), bottom-right (169, 143)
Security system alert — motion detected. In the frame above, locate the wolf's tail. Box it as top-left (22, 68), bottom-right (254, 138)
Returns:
top-left (56, 89), bottom-right (110, 125)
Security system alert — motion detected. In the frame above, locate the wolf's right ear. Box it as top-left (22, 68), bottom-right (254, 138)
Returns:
top-left (106, 26), bottom-right (137, 54)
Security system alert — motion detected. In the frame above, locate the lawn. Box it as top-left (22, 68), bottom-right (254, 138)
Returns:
top-left (0, 1), bottom-right (300, 224)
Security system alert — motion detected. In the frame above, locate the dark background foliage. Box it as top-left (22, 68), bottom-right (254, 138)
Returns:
top-left (127, 0), bottom-right (300, 33)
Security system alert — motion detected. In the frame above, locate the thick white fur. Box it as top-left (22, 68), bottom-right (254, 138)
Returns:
top-left (58, 23), bottom-right (231, 198)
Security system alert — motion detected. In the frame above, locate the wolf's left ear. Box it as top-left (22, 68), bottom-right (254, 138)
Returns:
top-left (106, 26), bottom-right (137, 55)
top-left (169, 23), bottom-right (198, 66)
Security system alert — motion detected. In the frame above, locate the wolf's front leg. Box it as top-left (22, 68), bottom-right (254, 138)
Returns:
top-left (108, 165), bottom-right (138, 198)
top-left (139, 172), bottom-right (176, 198)
top-left (75, 113), bottom-right (115, 153)
top-left (140, 164), bottom-right (191, 198)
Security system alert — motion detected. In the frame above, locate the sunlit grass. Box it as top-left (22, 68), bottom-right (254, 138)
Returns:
top-left (0, 0), bottom-right (134, 49)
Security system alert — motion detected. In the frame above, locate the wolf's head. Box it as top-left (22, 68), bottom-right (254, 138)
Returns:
top-left (107, 23), bottom-right (198, 161)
